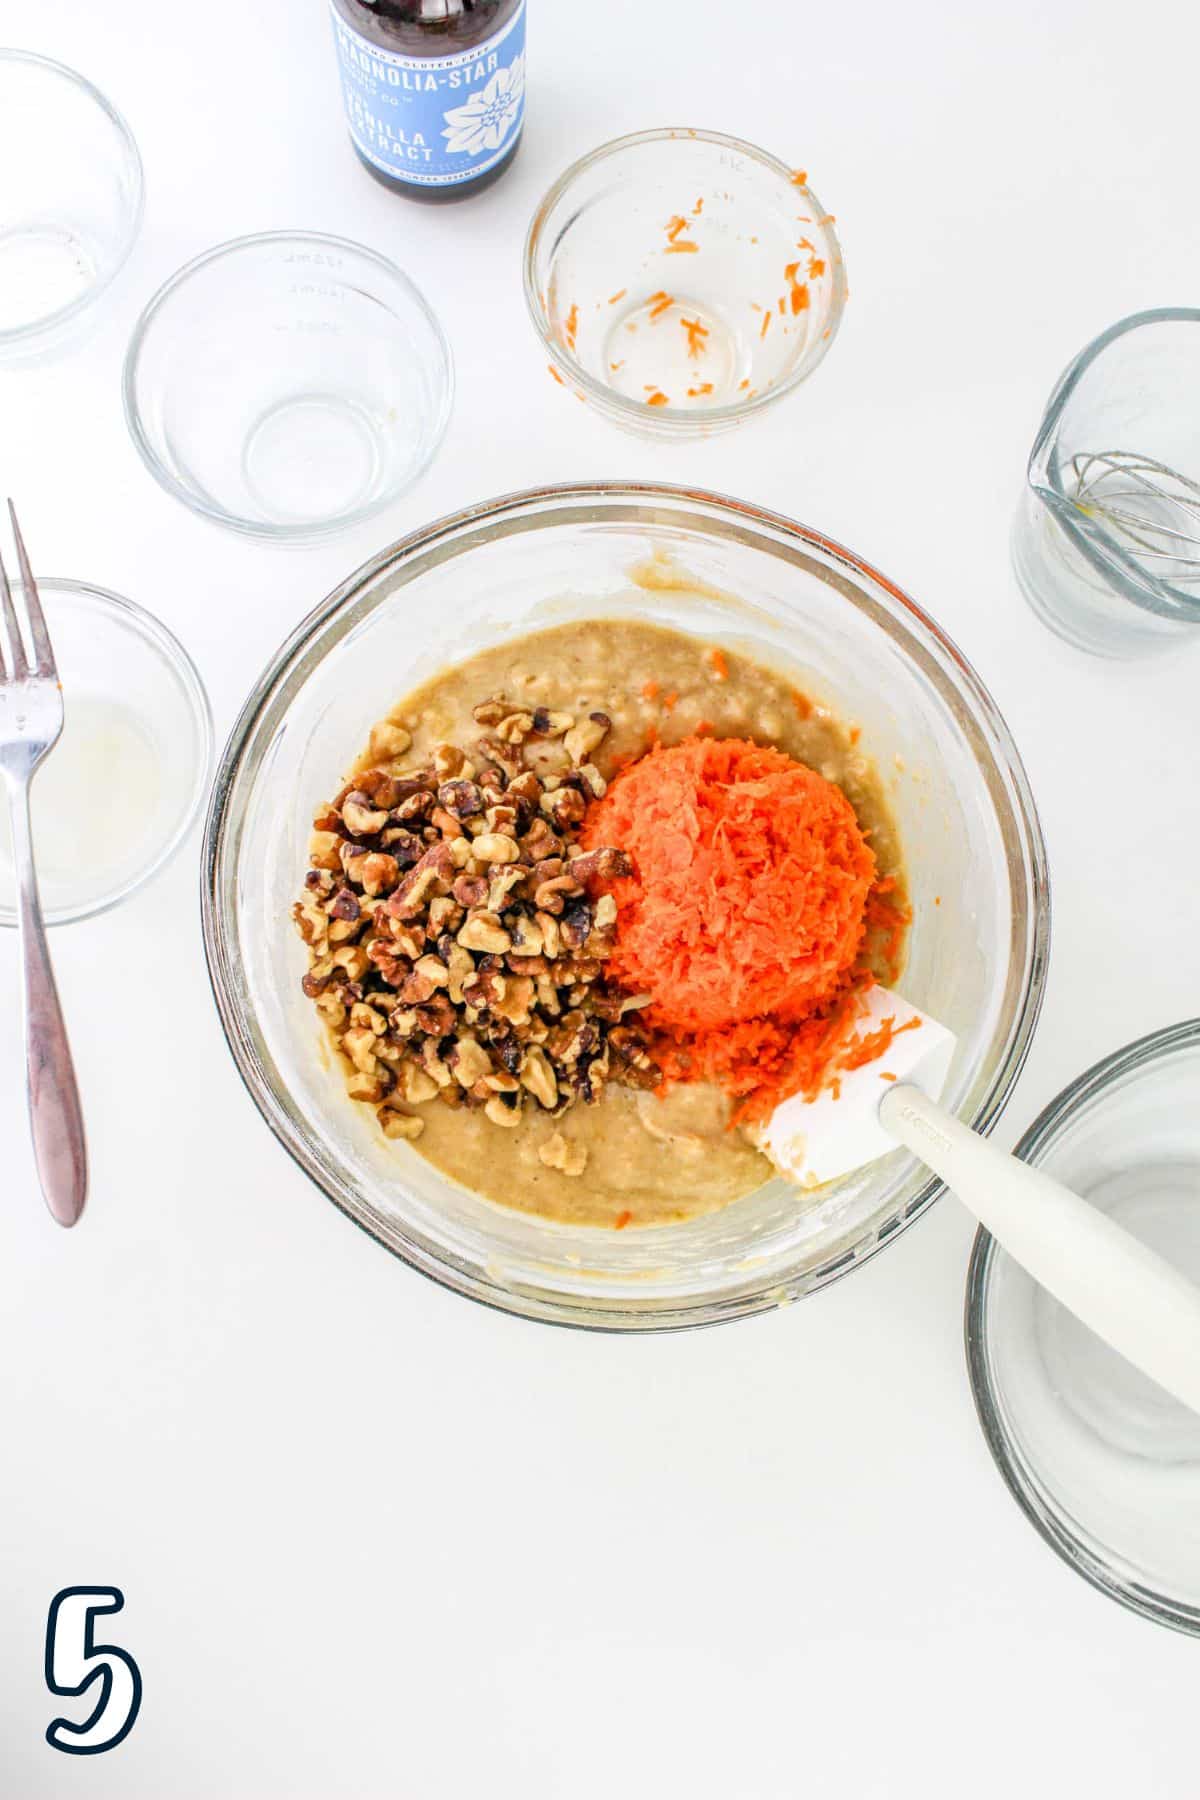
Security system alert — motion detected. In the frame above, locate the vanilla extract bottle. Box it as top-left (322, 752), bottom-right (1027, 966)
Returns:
top-left (329, 0), bottom-right (526, 203)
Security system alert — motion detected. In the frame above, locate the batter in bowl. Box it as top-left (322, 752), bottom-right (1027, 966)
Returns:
top-left (292, 619), bottom-right (908, 1227)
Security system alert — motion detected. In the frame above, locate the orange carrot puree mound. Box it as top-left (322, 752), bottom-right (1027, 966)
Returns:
top-left (583, 736), bottom-right (875, 1032)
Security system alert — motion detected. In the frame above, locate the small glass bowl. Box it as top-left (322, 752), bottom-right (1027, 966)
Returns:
top-left (0, 51), bottom-right (144, 357)
top-left (123, 232), bottom-right (453, 541)
top-left (967, 1020), bottom-right (1200, 1636)
top-left (524, 129), bottom-right (846, 438)
top-left (0, 581), bottom-right (213, 927)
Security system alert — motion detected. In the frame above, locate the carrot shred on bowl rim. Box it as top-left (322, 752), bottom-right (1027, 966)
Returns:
top-left (581, 734), bottom-right (910, 1125)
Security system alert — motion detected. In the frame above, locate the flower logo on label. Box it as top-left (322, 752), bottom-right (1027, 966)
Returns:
top-left (442, 55), bottom-right (525, 156)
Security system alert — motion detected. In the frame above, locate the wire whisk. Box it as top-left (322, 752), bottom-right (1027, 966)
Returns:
top-left (1068, 450), bottom-right (1200, 588)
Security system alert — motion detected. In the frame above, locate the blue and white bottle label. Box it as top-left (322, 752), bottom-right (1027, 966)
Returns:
top-left (331, 1), bottom-right (526, 188)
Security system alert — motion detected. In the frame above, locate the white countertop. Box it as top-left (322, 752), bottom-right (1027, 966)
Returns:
top-left (3, 0), bottom-right (1199, 1792)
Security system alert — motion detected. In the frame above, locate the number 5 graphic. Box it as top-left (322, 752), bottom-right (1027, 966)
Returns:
top-left (45, 1587), bottom-right (142, 1755)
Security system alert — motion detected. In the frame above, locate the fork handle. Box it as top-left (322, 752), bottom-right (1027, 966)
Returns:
top-left (7, 778), bottom-right (87, 1226)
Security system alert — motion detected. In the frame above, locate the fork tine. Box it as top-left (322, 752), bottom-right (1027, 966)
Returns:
top-left (0, 528), bottom-right (27, 682)
top-left (7, 503), bottom-right (54, 679)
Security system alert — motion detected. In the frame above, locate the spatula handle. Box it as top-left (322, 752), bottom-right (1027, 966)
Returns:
top-left (880, 1082), bottom-right (1200, 1417)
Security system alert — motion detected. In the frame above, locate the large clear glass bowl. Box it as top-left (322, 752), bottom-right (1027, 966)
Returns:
top-left (202, 484), bottom-right (1049, 1329)
top-left (966, 1020), bottom-right (1200, 1635)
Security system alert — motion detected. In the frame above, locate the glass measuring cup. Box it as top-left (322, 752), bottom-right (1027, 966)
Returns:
top-left (1011, 309), bottom-right (1200, 657)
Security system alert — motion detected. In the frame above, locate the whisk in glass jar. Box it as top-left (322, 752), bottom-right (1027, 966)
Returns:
top-left (1012, 308), bottom-right (1200, 658)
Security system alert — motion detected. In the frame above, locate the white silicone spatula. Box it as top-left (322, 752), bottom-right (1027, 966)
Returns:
top-left (757, 994), bottom-right (1200, 1417)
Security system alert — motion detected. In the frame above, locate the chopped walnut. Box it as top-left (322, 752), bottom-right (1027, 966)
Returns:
top-left (294, 685), bottom-right (661, 1142)
top-left (378, 1107), bottom-right (425, 1141)
top-left (538, 1131), bottom-right (588, 1177)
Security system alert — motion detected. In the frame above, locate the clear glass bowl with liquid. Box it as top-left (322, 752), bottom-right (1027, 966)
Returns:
top-left (0, 581), bottom-right (213, 927)
top-left (202, 484), bottom-right (1049, 1329)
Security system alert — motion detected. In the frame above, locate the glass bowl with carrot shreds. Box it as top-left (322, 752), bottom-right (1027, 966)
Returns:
top-left (203, 484), bottom-right (1049, 1330)
top-left (525, 130), bottom-right (847, 439)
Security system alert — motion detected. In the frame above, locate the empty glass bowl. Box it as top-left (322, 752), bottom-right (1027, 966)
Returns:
top-left (525, 130), bottom-right (846, 437)
top-left (0, 581), bottom-right (213, 926)
top-left (0, 51), bottom-right (143, 358)
top-left (967, 1020), bottom-right (1200, 1635)
top-left (123, 232), bottom-right (453, 541)
top-left (202, 484), bottom-right (1048, 1329)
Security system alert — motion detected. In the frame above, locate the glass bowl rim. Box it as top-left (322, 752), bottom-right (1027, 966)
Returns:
top-left (202, 479), bottom-right (1050, 1330)
top-left (121, 229), bottom-right (455, 542)
top-left (0, 576), bottom-right (215, 929)
top-left (523, 127), bottom-right (848, 429)
top-left (0, 48), bottom-right (145, 349)
top-left (965, 1016), bottom-right (1200, 1637)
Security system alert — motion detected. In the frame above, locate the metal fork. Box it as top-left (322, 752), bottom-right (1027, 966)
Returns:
top-left (0, 505), bottom-right (87, 1227)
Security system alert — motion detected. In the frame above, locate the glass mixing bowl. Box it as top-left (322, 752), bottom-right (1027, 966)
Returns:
top-left (966, 1020), bottom-right (1200, 1635)
top-left (202, 485), bottom-right (1049, 1329)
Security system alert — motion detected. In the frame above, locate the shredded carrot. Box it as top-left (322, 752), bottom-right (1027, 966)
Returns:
top-left (791, 169), bottom-right (808, 186)
top-left (582, 737), bottom-right (905, 1121)
top-left (760, 311), bottom-right (772, 338)
top-left (665, 241), bottom-right (699, 254)
top-left (879, 1072), bottom-right (897, 1083)
top-left (547, 364), bottom-right (564, 385)
top-left (849, 726), bottom-right (861, 746)
top-left (665, 214), bottom-right (689, 242)
top-left (739, 378), bottom-right (751, 390)
top-left (817, 214), bottom-right (836, 225)
top-left (564, 303), bottom-right (579, 349)
top-left (785, 262), bottom-right (801, 282)
top-left (809, 257), bottom-right (826, 280)
top-left (797, 236), bottom-right (815, 252)
top-left (645, 389), bottom-right (669, 407)
top-left (610, 360), bottom-right (625, 371)
top-left (790, 282), bottom-right (810, 314)
top-left (608, 288), bottom-right (627, 305)
top-left (662, 690), bottom-right (678, 711)
top-left (686, 382), bottom-right (714, 397)
top-left (614, 1209), bottom-right (633, 1230)
top-left (792, 690), bottom-right (813, 720)
top-left (642, 678), bottom-right (660, 701)
top-left (681, 316), bottom-right (709, 357)
top-left (842, 1013), bottom-right (920, 1073)
top-left (693, 197), bottom-right (704, 214)
top-left (708, 647), bottom-right (729, 680)
top-left (648, 290), bottom-right (674, 320)
top-left (778, 296), bottom-right (787, 314)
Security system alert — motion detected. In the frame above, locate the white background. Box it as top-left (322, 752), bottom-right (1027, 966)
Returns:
top-left (2, 0), bottom-right (1198, 1793)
